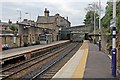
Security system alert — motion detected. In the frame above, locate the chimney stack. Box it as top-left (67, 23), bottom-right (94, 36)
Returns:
top-left (55, 13), bottom-right (60, 16)
top-left (44, 8), bottom-right (49, 17)
top-left (8, 19), bottom-right (12, 24)
top-left (16, 21), bottom-right (18, 24)
top-left (66, 16), bottom-right (68, 20)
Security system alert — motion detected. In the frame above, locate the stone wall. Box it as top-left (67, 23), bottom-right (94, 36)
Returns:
top-left (2, 36), bottom-right (21, 48)
top-left (18, 25), bottom-right (42, 46)
top-left (117, 33), bottom-right (120, 72)
top-left (117, 47), bottom-right (120, 72)
top-left (37, 23), bottom-right (59, 41)
top-left (37, 23), bottom-right (55, 30)
top-left (101, 35), bottom-right (110, 54)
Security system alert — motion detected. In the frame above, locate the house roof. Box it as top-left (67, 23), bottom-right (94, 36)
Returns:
top-left (18, 19), bottom-right (36, 26)
top-left (0, 22), bottom-right (9, 26)
top-left (36, 16), bottom-right (55, 24)
top-left (63, 25), bottom-right (85, 29)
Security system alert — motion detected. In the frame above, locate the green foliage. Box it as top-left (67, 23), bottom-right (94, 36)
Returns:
top-left (84, 10), bottom-right (99, 26)
top-left (9, 24), bottom-right (18, 31)
top-left (84, 11), bottom-right (94, 24)
top-left (101, 1), bottom-right (120, 50)
top-left (116, 1), bottom-right (120, 32)
top-left (102, 1), bottom-right (120, 31)
top-left (106, 38), bottom-right (112, 50)
top-left (102, 2), bottom-right (112, 28)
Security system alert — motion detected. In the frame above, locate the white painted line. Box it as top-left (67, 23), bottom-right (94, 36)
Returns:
top-left (52, 49), bottom-right (84, 78)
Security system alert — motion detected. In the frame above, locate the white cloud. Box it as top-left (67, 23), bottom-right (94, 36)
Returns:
top-left (1, 0), bottom-right (108, 26)
top-left (1, 0), bottom-right (109, 2)
top-left (0, 2), bottom-right (2, 20)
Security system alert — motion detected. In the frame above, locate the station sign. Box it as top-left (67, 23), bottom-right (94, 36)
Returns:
top-left (110, 18), bottom-right (115, 28)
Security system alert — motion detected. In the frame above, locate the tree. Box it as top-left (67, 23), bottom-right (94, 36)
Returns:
top-left (116, 1), bottom-right (120, 32)
top-left (101, 2), bottom-right (112, 28)
top-left (102, 1), bottom-right (120, 32)
top-left (84, 3), bottom-right (99, 27)
top-left (9, 24), bottom-right (18, 31)
top-left (84, 11), bottom-right (94, 25)
top-left (101, 0), bottom-right (120, 51)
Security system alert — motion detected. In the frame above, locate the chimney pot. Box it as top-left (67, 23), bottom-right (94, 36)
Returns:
top-left (8, 19), bottom-right (12, 24)
top-left (24, 19), bottom-right (28, 21)
top-left (44, 8), bottom-right (49, 17)
top-left (66, 17), bottom-right (68, 20)
top-left (55, 13), bottom-right (60, 16)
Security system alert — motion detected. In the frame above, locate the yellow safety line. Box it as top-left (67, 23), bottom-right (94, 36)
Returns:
top-left (72, 41), bottom-right (88, 79)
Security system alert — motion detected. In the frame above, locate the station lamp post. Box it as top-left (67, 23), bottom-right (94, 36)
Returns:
top-left (25, 12), bottom-right (32, 44)
top-left (98, 0), bottom-right (101, 51)
top-left (25, 12), bottom-right (31, 20)
top-left (111, 0), bottom-right (117, 77)
top-left (17, 10), bottom-right (22, 22)
top-left (89, 3), bottom-right (96, 44)
top-left (93, 4), bottom-right (96, 44)
top-left (17, 10), bottom-right (22, 47)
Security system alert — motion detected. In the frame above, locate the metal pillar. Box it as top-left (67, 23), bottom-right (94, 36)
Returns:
top-left (17, 10), bottom-right (22, 22)
top-left (112, 0), bottom-right (116, 77)
top-left (20, 11), bottom-right (21, 22)
top-left (25, 12), bottom-right (31, 20)
top-left (93, 3), bottom-right (96, 44)
top-left (99, 0), bottom-right (101, 51)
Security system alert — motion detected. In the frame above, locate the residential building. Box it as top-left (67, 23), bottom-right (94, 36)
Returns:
top-left (18, 19), bottom-right (42, 46)
top-left (0, 20), bottom-right (19, 49)
top-left (36, 8), bottom-right (71, 41)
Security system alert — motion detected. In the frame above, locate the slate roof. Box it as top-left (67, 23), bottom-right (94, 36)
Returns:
top-left (18, 19), bottom-right (36, 26)
top-left (0, 22), bottom-right (9, 26)
top-left (36, 16), bottom-right (55, 24)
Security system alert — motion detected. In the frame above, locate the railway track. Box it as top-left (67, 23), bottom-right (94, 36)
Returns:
top-left (32, 42), bottom-right (81, 79)
top-left (1, 42), bottom-right (68, 70)
top-left (1, 42), bottom-right (77, 79)
top-left (1, 42), bottom-right (69, 72)
top-left (25, 42), bottom-right (81, 79)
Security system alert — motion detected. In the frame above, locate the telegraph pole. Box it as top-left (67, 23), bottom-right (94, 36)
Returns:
top-left (94, 3), bottom-right (96, 44)
top-left (112, 0), bottom-right (116, 77)
top-left (88, 3), bottom-right (96, 44)
top-left (20, 11), bottom-right (21, 22)
top-left (99, 0), bottom-right (101, 51)
top-left (17, 10), bottom-right (22, 22)
top-left (25, 12), bottom-right (31, 20)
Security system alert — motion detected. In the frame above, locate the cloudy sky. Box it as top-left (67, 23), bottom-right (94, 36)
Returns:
top-left (0, 0), bottom-right (108, 26)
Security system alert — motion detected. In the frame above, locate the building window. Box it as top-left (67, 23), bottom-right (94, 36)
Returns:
top-left (5, 27), bottom-right (7, 30)
top-left (60, 20), bottom-right (63, 22)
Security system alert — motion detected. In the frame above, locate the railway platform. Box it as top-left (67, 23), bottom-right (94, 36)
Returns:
top-left (52, 40), bottom-right (116, 79)
top-left (0, 40), bottom-right (69, 64)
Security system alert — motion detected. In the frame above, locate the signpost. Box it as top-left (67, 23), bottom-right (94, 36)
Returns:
top-left (111, 0), bottom-right (116, 77)
top-left (110, 18), bottom-right (115, 28)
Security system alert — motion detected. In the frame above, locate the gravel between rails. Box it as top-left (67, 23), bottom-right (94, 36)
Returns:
top-left (22, 42), bottom-right (81, 79)
top-left (2, 43), bottom-right (73, 80)
top-left (1, 42), bottom-right (69, 72)
top-left (40, 43), bottom-right (82, 79)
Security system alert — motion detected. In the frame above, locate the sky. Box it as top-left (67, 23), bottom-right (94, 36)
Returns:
top-left (0, 0), bottom-right (108, 26)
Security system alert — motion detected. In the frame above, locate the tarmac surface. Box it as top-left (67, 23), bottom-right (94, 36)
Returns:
top-left (1, 40), bottom-right (69, 61)
top-left (2, 40), bottom-right (68, 54)
top-left (53, 41), bottom-right (117, 79)
top-left (83, 42), bottom-right (114, 78)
